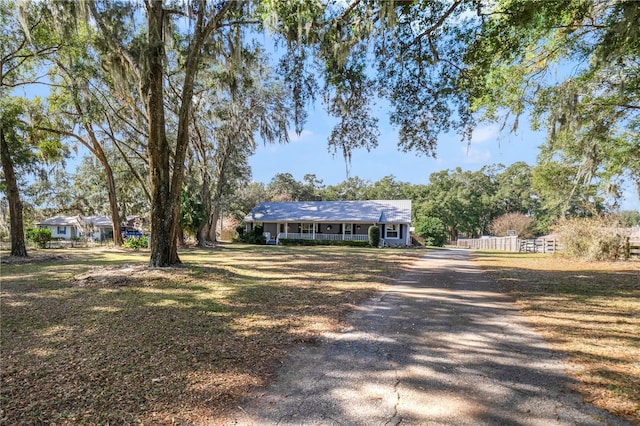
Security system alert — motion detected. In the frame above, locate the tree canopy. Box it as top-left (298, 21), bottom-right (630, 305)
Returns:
top-left (3, 0), bottom-right (638, 263)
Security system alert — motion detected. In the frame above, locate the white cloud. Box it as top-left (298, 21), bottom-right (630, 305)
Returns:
top-left (462, 146), bottom-right (491, 164)
top-left (288, 129), bottom-right (314, 143)
top-left (471, 125), bottom-right (499, 144)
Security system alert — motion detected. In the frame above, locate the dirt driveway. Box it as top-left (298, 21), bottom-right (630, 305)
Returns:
top-left (225, 249), bottom-right (631, 425)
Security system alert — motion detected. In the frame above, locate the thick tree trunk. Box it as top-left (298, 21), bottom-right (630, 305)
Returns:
top-left (146, 0), bottom-right (213, 265)
top-left (0, 127), bottom-right (28, 257)
top-left (146, 1), bottom-right (177, 267)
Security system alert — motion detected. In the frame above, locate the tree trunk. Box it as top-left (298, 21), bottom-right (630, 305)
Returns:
top-left (209, 202), bottom-right (221, 243)
top-left (197, 226), bottom-right (207, 246)
top-left (146, 1), bottom-right (215, 265)
top-left (206, 215), bottom-right (216, 241)
top-left (91, 139), bottom-right (124, 246)
top-left (146, 0), bottom-right (176, 267)
top-left (0, 127), bottom-right (28, 257)
top-left (104, 162), bottom-right (124, 246)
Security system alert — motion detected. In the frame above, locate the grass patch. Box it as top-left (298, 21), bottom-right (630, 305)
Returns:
top-left (1, 245), bottom-right (422, 424)
top-left (473, 251), bottom-right (640, 423)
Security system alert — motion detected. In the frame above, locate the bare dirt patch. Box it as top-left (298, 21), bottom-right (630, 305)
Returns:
top-left (0, 251), bottom-right (69, 264)
top-left (72, 265), bottom-right (188, 287)
top-left (473, 251), bottom-right (640, 424)
top-left (1, 245), bottom-right (422, 425)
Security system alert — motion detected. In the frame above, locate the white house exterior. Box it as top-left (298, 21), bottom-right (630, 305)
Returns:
top-left (244, 200), bottom-right (412, 246)
top-left (36, 215), bottom-right (139, 242)
top-left (36, 216), bottom-right (82, 240)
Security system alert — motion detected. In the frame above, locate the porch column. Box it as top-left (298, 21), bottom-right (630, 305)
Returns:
top-left (312, 223), bottom-right (316, 240)
top-left (342, 223), bottom-right (345, 240)
top-left (285, 222), bottom-right (288, 238)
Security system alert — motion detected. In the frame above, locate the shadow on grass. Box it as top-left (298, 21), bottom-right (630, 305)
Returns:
top-left (229, 249), bottom-right (633, 425)
top-left (0, 245), bottom-right (422, 424)
top-left (471, 251), bottom-right (640, 423)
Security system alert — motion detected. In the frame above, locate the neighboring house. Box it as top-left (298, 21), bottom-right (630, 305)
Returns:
top-left (36, 216), bottom-right (82, 240)
top-left (244, 200), bottom-right (412, 245)
top-left (36, 215), bottom-right (141, 242)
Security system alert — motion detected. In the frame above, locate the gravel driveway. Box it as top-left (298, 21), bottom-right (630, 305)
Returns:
top-left (226, 249), bottom-right (631, 425)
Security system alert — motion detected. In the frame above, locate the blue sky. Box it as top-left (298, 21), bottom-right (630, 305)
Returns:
top-left (248, 103), bottom-right (640, 210)
top-left (249, 113), bottom-right (540, 185)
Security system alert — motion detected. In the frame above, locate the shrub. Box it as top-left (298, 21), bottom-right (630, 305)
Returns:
top-left (234, 225), bottom-right (265, 245)
top-left (554, 217), bottom-right (630, 261)
top-left (123, 235), bottom-right (148, 249)
top-left (414, 216), bottom-right (446, 246)
top-left (27, 228), bottom-right (52, 249)
top-left (368, 226), bottom-right (380, 247)
top-left (491, 212), bottom-right (535, 238)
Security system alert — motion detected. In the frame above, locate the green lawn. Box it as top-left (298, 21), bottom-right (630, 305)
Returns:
top-left (1, 245), bottom-right (423, 425)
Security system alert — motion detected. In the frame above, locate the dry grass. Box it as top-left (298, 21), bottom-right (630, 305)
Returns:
top-left (473, 251), bottom-right (640, 424)
top-left (0, 245), bottom-right (423, 425)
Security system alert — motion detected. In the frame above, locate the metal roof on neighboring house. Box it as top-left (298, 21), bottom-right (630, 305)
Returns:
top-left (36, 215), bottom-right (81, 226)
top-left (36, 215), bottom-right (120, 228)
top-left (244, 200), bottom-right (412, 224)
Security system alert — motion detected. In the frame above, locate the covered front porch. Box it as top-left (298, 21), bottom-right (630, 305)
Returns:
top-left (249, 222), bottom-right (372, 244)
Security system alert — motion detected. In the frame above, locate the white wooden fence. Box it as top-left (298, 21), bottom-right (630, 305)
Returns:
top-left (456, 236), bottom-right (560, 253)
top-left (457, 236), bottom-right (640, 257)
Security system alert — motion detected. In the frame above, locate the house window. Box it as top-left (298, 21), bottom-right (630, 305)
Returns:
top-left (301, 223), bottom-right (316, 234)
top-left (57, 226), bottom-right (66, 235)
top-left (385, 224), bottom-right (399, 239)
top-left (344, 224), bottom-right (352, 234)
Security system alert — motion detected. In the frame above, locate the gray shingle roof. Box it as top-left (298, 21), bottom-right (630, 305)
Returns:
top-left (36, 215), bottom-right (114, 227)
top-left (36, 215), bottom-right (81, 226)
top-left (245, 200), bottom-right (412, 224)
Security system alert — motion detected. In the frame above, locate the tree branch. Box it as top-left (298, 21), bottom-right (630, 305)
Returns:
top-left (415, 0), bottom-right (462, 42)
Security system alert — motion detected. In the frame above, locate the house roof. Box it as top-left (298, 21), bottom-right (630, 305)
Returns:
top-left (36, 215), bottom-right (135, 228)
top-left (245, 200), bottom-right (412, 223)
top-left (36, 215), bottom-right (81, 226)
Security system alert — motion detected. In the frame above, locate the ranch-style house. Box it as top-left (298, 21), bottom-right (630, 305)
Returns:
top-left (244, 200), bottom-right (412, 245)
top-left (36, 215), bottom-right (141, 242)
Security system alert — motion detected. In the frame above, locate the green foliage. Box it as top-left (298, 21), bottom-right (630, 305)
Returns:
top-left (532, 161), bottom-right (605, 221)
top-left (414, 216), bottom-right (446, 247)
top-left (618, 210), bottom-right (640, 227)
top-left (464, 0), bottom-right (640, 203)
top-left (0, 97), bottom-right (65, 176)
top-left (416, 167), bottom-right (498, 240)
top-left (180, 182), bottom-right (207, 237)
top-left (122, 235), bottom-right (148, 250)
top-left (368, 225), bottom-right (380, 247)
top-left (235, 225), bottom-right (265, 245)
top-left (26, 228), bottom-right (51, 248)
top-left (278, 239), bottom-right (370, 247)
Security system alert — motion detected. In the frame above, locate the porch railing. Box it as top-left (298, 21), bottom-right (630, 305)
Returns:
top-left (276, 232), bottom-right (369, 242)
